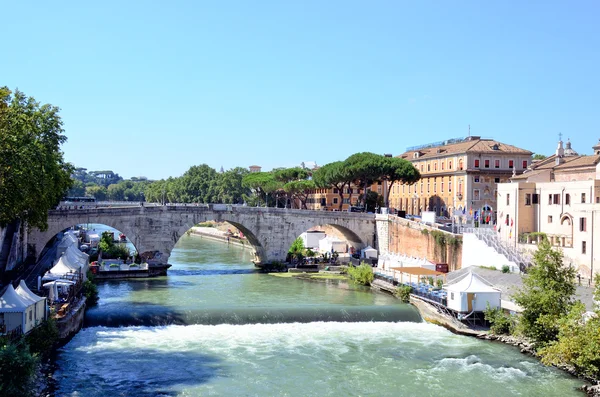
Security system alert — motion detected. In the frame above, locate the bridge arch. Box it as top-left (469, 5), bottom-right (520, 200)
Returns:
top-left (31, 206), bottom-right (377, 265)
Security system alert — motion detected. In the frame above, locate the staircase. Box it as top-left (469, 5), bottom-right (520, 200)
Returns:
top-left (464, 227), bottom-right (532, 272)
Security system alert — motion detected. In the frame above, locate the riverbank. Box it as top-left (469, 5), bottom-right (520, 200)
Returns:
top-left (189, 226), bottom-right (254, 251)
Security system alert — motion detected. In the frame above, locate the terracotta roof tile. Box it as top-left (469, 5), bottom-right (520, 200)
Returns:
top-left (397, 138), bottom-right (532, 160)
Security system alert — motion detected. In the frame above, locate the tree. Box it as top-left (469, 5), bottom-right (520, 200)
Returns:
top-left (284, 179), bottom-right (316, 209)
top-left (532, 154), bottom-right (547, 161)
top-left (288, 237), bottom-right (305, 262)
top-left (0, 342), bottom-right (38, 396)
top-left (513, 240), bottom-right (577, 346)
top-left (67, 179), bottom-right (86, 197)
top-left (0, 87), bottom-right (73, 230)
top-left (380, 157), bottom-right (421, 208)
top-left (275, 167), bottom-right (311, 208)
top-left (85, 185), bottom-right (107, 201)
top-left (242, 172), bottom-right (281, 207)
top-left (344, 152), bottom-right (384, 209)
top-left (214, 167), bottom-right (250, 204)
top-left (365, 191), bottom-right (384, 212)
top-left (312, 161), bottom-right (352, 211)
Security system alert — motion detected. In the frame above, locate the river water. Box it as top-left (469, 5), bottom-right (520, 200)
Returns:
top-left (53, 234), bottom-right (584, 396)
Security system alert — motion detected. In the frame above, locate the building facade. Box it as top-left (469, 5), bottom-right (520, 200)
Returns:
top-left (389, 136), bottom-right (532, 223)
top-left (497, 138), bottom-right (600, 281)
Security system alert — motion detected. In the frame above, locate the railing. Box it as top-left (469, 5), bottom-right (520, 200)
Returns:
top-left (464, 227), bottom-right (532, 270)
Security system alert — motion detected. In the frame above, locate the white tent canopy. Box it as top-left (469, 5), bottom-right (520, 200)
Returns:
top-left (318, 236), bottom-right (347, 254)
top-left (444, 271), bottom-right (501, 313)
top-left (362, 246), bottom-right (378, 259)
top-left (56, 232), bottom-right (79, 259)
top-left (0, 284), bottom-right (33, 334)
top-left (43, 254), bottom-right (82, 282)
top-left (16, 280), bottom-right (47, 329)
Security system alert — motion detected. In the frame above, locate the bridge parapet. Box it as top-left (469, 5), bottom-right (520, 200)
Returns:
top-left (34, 205), bottom-right (378, 266)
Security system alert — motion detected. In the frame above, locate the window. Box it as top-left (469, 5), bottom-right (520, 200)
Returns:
top-left (522, 160), bottom-right (528, 168)
top-left (427, 182), bottom-right (430, 193)
top-left (548, 194), bottom-right (552, 205)
top-left (484, 159), bottom-right (490, 168)
top-left (475, 159), bottom-right (480, 168)
top-left (441, 182), bottom-right (444, 192)
top-left (553, 194), bottom-right (560, 204)
top-left (580, 217), bottom-right (587, 232)
top-left (582, 193), bottom-right (586, 203)
top-left (433, 182), bottom-right (437, 193)
top-left (597, 197), bottom-right (600, 204)
top-left (427, 164), bottom-right (431, 172)
top-left (333, 188), bottom-right (338, 194)
top-left (548, 215), bottom-right (553, 223)
top-left (441, 162), bottom-right (445, 170)
top-left (448, 182), bottom-right (452, 192)
top-left (343, 198), bottom-right (350, 204)
top-left (474, 176), bottom-right (480, 183)
top-left (565, 194), bottom-right (570, 205)
top-left (495, 159), bottom-right (500, 168)
top-left (434, 163), bottom-right (438, 171)
top-left (525, 193), bottom-right (531, 206)
top-left (473, 189), bottom-right (480, 200)
top-left (449, 161), bottom-right (453, 169)
top-left (333, 198), bottom-right (338, 204)
top-left (509, 160), bottom-right (514, 168)
top-left (582, 241), bottom-right (587, 255)
top-left (506, 193), bottom-right (510, 205)
top-left (420, 183), bottom-right (423, 193)
top-left (532, 194), bottom-right (539, 204)
top-left (495, 178), bottom-right (500, 183)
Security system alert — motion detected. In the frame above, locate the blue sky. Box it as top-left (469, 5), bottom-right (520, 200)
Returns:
top-left (3, 1), bottom-right (599, 180)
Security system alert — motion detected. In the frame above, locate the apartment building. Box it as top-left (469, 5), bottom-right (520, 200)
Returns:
top-left (497, 138), bottom-right (600, 280)
top-left (389, 136), bottom-right (532, 222)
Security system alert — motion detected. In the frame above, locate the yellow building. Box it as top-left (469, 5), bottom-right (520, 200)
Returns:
top-left (389, 136), bottom-right (532, 223)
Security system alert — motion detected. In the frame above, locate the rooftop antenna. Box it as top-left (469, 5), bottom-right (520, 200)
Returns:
top-left (468, 124), bottom-right (471, 138)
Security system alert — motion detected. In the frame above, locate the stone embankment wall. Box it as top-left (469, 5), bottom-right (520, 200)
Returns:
top-left (387, 217), bottom-right (462, 271)
top-left (56, 297), bottom-right (86, 341)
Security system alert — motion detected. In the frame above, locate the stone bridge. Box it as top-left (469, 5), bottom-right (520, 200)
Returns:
top-left (29, 205), bottom-right (377, 265)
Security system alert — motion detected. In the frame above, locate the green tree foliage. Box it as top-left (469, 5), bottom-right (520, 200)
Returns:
top-left (99, 231), bottom-right (130, 260)
top-left (380, 156), bottom-right (421, 207)
top-left (343, 152), bottom-right (384, 207)
top-left (288, 237), bottom-right (305, 260)
top-left (242, 172), bottom-right (281, 207)
top-left (532, 154), bottom-right (547, 161)
top-left (0, 87), bottom-right (73, 229)
top-left (365, 191), bottom-right (384, 212)
top-left (538, 301), bottom-right (600, 379)
top-left (346, 262), bottom-right (374, 286)
top-left (312, 161), bottom-right (352, 211)
top-left (513, 240), bottom-right (576, 346)
top-left (395, 284), bottom-right (412, 303)
top-left (284, 179), bottom-right (316, 209)
top-left (484, 304), bottom-right (514, 335)
top-left (215, 167), bottom-right (250, 204)
top-left (83, 279), bottom-right (99, 306)
top-left (67, 179), bottom-right (86, 197)
top-left (25, 317), bottom-right (59, 356)
top-left (85, 185), bottom-right (108, 201)
top-left (0, 342), bottom-right (38, 397)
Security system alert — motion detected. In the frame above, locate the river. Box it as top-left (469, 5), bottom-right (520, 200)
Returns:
top-left (53, 233), bottom-right (585, 396)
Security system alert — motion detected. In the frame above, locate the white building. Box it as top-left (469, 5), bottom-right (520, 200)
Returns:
top-left (497, 137), bottom-right (600, 282)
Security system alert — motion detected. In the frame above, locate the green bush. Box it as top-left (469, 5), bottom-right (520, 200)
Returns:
top-left (0, 342), bottom-right (38, 397)
top-left (484, 304), bottom-right (513, 335)
top-left (346, 262), bottom-right (374, 286)
top-left (197, 222), bottom-right (214, 227)
top-left (395, 285), bottom-right (412, 303)
top-left (83, 279), bottom-right (99, 306)
top-left (25, 317), bottom-right (59, 356)
top-left (501, 265), bottom-right (510, 273)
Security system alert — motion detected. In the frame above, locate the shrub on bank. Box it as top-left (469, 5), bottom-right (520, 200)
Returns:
top-left (83, 279), bottom-right (99, 306)
top-left (395, 285), bottom-right (412, 303)
top-left (484, 304), bottom-right (514, 335)
top-left (0, 341), bottom-right (38, 397)
top-left (346, 262), bottom-right (374, 286)
top-left (25, 317), bottom-right (59, 356)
